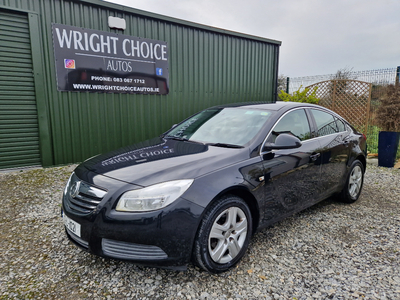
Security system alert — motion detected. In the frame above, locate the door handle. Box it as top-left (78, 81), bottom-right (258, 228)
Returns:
top-left (310, 153), bottom-right (321, 161)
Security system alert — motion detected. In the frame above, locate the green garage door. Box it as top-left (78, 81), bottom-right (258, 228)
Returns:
top-left (0, 10), bottom-right (41, 169)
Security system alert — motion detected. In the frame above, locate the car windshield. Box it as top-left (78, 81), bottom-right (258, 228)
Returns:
top-left (166, 107), bottom-right (273, 146)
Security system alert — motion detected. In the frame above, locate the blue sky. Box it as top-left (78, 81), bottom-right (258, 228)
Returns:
top-left (106, 0), bottom-right (400, 77)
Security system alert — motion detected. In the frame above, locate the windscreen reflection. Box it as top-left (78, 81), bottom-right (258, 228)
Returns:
top-left (167, 108), bottom-right (273, 146)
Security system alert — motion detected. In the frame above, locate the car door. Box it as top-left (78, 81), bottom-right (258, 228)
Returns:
top-left (308, 108), bottom-right (351, 198)
top-left (259, 108), bottom-right (322, 225)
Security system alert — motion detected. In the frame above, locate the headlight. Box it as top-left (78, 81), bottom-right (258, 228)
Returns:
top-left (116, 179), bottom-right (194, 212)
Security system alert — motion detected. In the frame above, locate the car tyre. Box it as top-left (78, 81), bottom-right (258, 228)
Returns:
top-left (339, 160), bottom-right (364, 203)
top-left (193, 195), bottom-right (252, 273)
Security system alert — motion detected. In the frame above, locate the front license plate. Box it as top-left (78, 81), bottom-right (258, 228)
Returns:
top-left (63, 214), bottom-right (81, 238)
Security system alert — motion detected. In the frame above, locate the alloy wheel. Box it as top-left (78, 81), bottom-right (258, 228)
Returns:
top-left (208, 207), bottom-right (248, 264)
top-left (348, 165), bottom-right (362, 198)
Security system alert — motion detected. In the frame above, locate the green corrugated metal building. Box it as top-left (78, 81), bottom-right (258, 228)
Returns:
top-left (0, 0), bottom-right (281, 170)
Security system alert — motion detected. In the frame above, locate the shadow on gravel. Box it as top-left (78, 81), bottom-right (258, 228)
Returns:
top-left (1, 165), bottom-right (399, 299)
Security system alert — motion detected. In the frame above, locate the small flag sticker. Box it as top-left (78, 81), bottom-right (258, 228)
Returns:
top-left (64, 59), bottom-right (75, 69)
top-left (156, 68), bottom-right (163, 76)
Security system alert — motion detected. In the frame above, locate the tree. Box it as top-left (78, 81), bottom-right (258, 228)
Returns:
top-left (375, 84), bottom-right (400, 132)
top-left (277, 74), bottom-right (287, 93)
top-left (329, 67), bottom-right (357, 95)
top-left (278, 86), bottom-right (320, 104)
top-left (331, 67), bottom-right (357, 80)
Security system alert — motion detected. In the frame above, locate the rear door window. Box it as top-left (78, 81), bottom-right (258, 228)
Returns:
top-left (310, 109), bottom-right (339, 137)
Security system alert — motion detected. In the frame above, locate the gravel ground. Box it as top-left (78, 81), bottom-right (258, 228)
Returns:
top-left (0, 161), bottom-right (399, 300)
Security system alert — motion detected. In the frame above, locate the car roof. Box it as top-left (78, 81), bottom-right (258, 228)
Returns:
top-left (211, 101), bottom-right (320, 111)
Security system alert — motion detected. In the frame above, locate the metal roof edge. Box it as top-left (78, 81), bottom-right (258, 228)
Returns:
top-left (77, 0), bottom-right (282, 45)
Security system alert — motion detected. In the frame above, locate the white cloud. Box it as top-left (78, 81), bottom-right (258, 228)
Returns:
top-left (105, 0), bottom-right (400, 77)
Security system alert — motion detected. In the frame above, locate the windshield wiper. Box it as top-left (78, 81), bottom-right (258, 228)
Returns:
top-left (207, 143), bottom-right (244, 149)
top-left (165, 135), bottom-right (188, 141)
top-left (165, 135), bottom-right (207, 146)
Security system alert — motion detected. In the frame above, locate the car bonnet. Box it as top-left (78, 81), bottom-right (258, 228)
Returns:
top-left (77, 137), bottom-right (249, 187)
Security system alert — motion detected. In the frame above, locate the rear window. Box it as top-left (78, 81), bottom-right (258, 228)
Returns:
top-left (336, 118), bottom-right (346, 132)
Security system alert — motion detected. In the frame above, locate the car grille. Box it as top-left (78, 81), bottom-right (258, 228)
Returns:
top-left (64, 173), bottom-right (107, 215)
top-left (102, 238), bottom-right (168, 260)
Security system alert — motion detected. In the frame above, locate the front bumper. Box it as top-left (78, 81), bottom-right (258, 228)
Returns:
top-left (61, 173), bottom-right (204, 268)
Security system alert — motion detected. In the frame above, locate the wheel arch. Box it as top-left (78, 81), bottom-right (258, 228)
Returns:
top-left (339, 156), bottom-right (365, 203)
top-left (191, 185), bottom-right (260, 272)
top-left (205, 186), bottom-right (260, 235)
top-left (341, 154), bottom-right (366, 191)
top-left (347, 152), bottom-right (366, 172)
top-left (356, 154), bottom-right (367, 172)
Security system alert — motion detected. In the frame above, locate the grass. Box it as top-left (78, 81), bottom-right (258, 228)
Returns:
top-left (366, 125), bottom-right (400, 159)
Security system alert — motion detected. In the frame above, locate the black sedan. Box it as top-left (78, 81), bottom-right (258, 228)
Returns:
top-left (62, 101), bottom-right (367, 273)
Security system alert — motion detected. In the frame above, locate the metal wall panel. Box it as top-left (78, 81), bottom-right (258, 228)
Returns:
top-left (0, 0), bottom-right (281, 166)
top-left (0, 9), bottom-right (41, 169)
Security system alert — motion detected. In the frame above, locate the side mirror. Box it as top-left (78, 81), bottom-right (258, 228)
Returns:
top-left (263, 133), bottom-right (302, 151)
